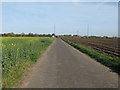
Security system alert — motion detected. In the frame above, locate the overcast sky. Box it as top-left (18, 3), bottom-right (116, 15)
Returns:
top-left (2, 2), bottom-right (118, 36)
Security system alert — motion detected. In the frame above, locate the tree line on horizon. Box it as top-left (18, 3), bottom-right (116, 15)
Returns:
top-left (0, 32), bottom-right (118, 38)
top-left (1, 32), bottom-right (55, 37)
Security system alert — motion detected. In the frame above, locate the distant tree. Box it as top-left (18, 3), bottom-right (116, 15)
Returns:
top-left (103, 36), bottom-right (109, 38)
top-left (21, 32), bottom-right (25, 37)
top-left (52, 33), bottom-right (55, 36)
top-left (28, 33), bottom-right (34, 37)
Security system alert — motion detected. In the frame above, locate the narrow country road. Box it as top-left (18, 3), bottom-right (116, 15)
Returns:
top-left (19, 38), bottom-right (118, 88)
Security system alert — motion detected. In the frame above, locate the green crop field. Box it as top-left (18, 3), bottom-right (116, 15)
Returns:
top-left (1, 37), bottom-right (54, 88)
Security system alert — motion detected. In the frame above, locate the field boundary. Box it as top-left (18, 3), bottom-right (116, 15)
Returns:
top-left (61, 38), bottom-right (120, 74)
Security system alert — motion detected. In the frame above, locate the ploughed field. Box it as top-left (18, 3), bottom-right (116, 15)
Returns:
top-left (1, 37), bottom-right (54, 88)
top-left (62, 36), bottom-right (119, 58)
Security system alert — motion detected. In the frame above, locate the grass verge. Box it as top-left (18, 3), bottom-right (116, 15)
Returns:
top-left (62, 38), bottom-right (120, 74)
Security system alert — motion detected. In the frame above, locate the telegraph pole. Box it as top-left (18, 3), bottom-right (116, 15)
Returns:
top-left (87, 24), bottom-right (89, 37)
top-left (77, 30), bottom-right (79, 36)
top-left (54, 24), bottom-right (55, 35)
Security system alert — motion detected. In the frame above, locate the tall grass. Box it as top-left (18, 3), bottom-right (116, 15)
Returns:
top-left (1, 37), bottom-right (54, 88)
top-left (62, 39), bottom-right (120, 74)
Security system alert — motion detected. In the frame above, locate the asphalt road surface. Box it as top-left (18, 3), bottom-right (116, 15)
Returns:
top-left (19, 38), bottom-right (118, 88)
